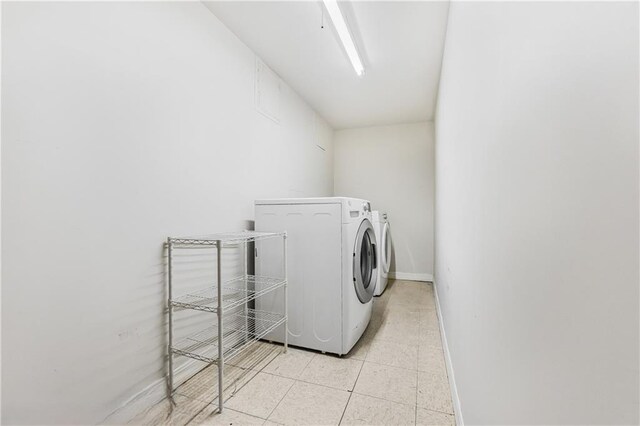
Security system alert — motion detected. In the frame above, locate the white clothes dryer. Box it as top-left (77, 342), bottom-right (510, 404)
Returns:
top-left (254, 197), bottom-right (377, 355)
top-left (372, 211), bottom-right (391, 296)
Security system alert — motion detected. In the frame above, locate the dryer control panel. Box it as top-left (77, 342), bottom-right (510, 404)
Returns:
top-left (342, 198), bottom-right (373, 222)
top-left (348, 201), bottom-right (368, 215)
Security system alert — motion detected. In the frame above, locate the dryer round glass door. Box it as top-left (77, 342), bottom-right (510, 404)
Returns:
top-left (353, 219), bottom-right (377, 304)
top-left (382, 222), bottom-right (391, 274)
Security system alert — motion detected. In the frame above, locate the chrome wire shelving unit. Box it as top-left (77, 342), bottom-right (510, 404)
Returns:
top-left (167, 231), bottom-right (287, 414)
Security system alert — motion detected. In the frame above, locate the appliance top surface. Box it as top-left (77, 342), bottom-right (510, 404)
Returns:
top-left (255, 196), bottom-right (369, 205)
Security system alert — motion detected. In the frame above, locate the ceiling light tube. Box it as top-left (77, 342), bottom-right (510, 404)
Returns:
top-left (322, 0), bottom-right (364, 76)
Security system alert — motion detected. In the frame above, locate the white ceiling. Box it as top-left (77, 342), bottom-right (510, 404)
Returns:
top-left (204, 1), bottom-right (450, 130)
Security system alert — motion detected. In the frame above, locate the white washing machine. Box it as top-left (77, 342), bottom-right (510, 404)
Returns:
top-left (372, 211), bottom-right (391, 296)
top-left (254, 197), bottom-right (377, 355)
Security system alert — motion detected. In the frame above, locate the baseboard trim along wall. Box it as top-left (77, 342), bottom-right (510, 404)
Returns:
top-left (389, 272), bottom-right (434, 282)
top-left (433, 281), bottom-right (464, 426)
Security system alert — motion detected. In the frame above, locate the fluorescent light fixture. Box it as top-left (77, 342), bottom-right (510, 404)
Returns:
top-left (322, 0), bottom-right (364, 77)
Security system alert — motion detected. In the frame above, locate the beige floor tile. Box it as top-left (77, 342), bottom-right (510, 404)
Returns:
top-left (341, 393), bottom-right (416, 425)
top-left (190, 405), bottom-right (265, 425)
top-left (361, 316), bottom-right (384, 342)
top-left (365, 339), bottom-right (418, 370)
top-left (417, 309), bottom-right (443, 348)
top-left (262, 347), bottom-right (315, 379)
top-left (384, 279), bottom-right (399, 289)
top-left (371, 307), bottom-right (386, 326)
top-left (387, 294), bottom-right (430, 310)
top-left (387, 282), bottom-right (433, 310)
top-left (417, 344), bottom-right (446, 374)
top-left (299, 354), bottom-right (363, 391)
top-left (381, 308), bottom-right (421, 325)
top-left (418, 296), bottom-right (437, 311)
top-left (389, 280), bottom-right (431, 294)
top-left (416, 408), bottom-right (455, 425)
top-left (129, 398), bottom-right (175, 425)
top-left (419, 309), bottom-right (440, 330)
top-left (418, 329), bottom-right (442, 349)
top-left (344, 333), bottom-right (372, 361)
top-left (227, 341), bottom-right (282, 372)
top-left (225, 372), bottom-right (294, 419)
top-left (374, 316), bottom-right (422, 346)
top-left (130, 394), bottom-right (208, 426)
top-left (417, 371), bottom-right (453, 414)
top-left (381, 299), bottom-right (422, 315)
top-left (374, 288), bottom-right (392, 305)
top-left (372, 296), bottom-right (389, 315)
top-left (174, 365), bottom-right (218, 401)
top-left (132, 279), bottom-right (456, 426)
top-left (393, 279), bottom-right (430, 288)
top-left (353, 362), bottom-right (417, 405)
top-left (268, 381), bottom-right (350, 425)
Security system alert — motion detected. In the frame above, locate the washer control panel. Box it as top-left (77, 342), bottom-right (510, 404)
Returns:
top-left (345, 198), bottom-right (373, 219)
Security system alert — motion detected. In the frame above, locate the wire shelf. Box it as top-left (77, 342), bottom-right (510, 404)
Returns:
top-left (171, 309), bottom-right (286, 364)
top-left (171, 275), bottom-right (285, 313)
top-left (169, 231), bottom-right (285, 247)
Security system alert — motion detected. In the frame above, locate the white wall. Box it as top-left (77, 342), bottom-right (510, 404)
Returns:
top-left (334, 122), bottom-right (434, 281)
top-left (1, 2), bottom-right (333, 424)
top-left (435, 2), bottom-right (639, 424)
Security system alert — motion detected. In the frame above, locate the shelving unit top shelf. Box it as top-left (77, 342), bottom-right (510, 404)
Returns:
top-left (168, 230), bottom-right (285, 247)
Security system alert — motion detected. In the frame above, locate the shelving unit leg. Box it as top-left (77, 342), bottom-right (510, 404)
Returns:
top-left (244, 241), bottom-right (248, 344)
top-left (283, 234), bottom-right (288, 354)
top-left (167, 238), bottom-right (175, 405)
top-left (216, 240), bottom-right (224, 413)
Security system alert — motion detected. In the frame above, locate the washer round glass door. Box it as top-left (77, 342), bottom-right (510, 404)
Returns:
top-left (381, 222), bottom-right (391, 274)
top-left (353, 219), bottom-right (377, 304)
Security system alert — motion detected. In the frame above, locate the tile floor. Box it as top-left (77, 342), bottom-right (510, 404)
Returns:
top-left (130, 280), bottom-right (455, 425)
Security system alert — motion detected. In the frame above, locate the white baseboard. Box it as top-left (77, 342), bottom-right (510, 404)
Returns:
top-left (433, 281), bottom-right (464, 426)
top-left (100, 357), bottom-right (207, 424)
top-left (388, 272), bottom-right (433, 282)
